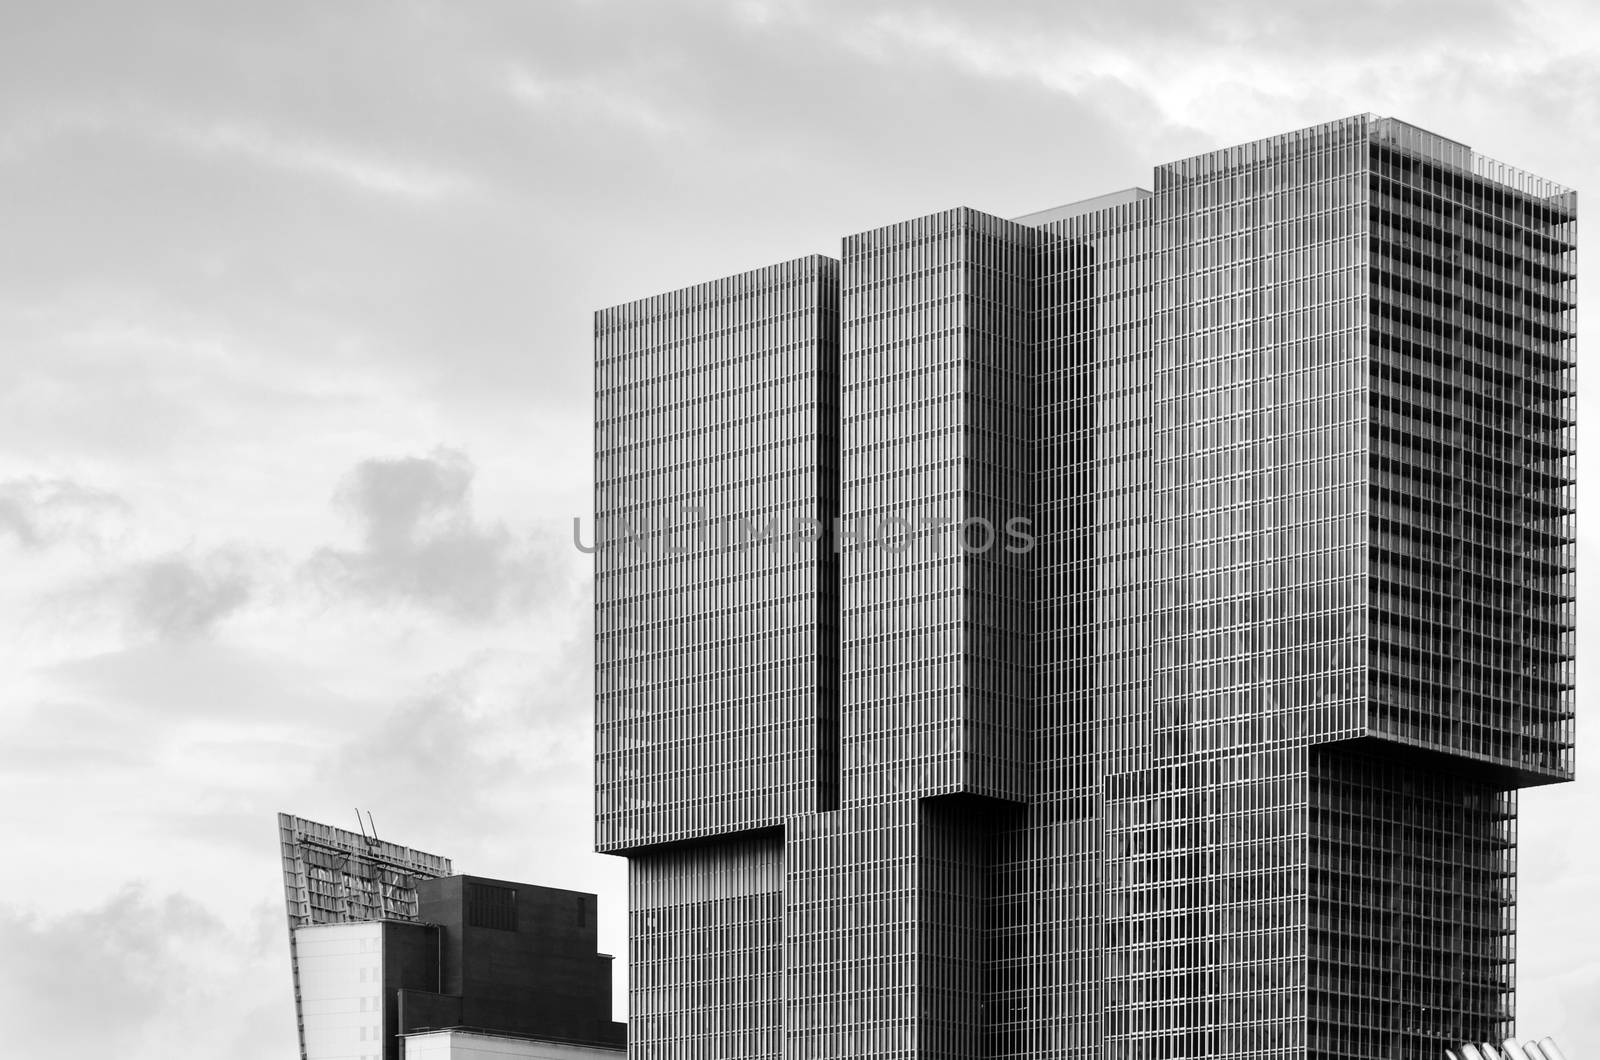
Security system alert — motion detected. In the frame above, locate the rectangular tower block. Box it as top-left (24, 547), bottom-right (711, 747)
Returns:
top-left (593, 115), bottom-right (1576, 1060)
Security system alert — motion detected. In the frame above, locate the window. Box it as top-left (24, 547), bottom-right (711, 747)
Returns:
top-left (466, 883), bottom-right (518, 931)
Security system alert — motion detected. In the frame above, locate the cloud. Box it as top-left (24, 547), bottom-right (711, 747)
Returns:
top-left (505, 65), bottom-right (687, 138)
top-left (0, 105), bottom-right (468, 205)
top-left (0, 887), bottom-right (289, 1060)
top-left (820, 0), bottom-right (1520, 56)
top-left (310, 448), bottom-right (565, 622)
top-left (39, 547), bottom-right (260, 645)
top-left (1518, 782), bottom-right (1600, 1048)
top-left (40, 638), bottom-right (348, 725)
top-left (0, 496), bottom-right (33, 545)
top-left (0, 477), bottom-right (129, 550)
top-left (321, 679), bottom-right (518, 841)
top-left (176, 118), bottom-right (475, 202)
top-left (311, 642), bottom-right (594, 877)
top-left (123, 550), bottom-right (254, 640)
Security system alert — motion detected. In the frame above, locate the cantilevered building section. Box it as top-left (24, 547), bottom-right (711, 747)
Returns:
top-left (593, 116), bottom-right (1576, 1060)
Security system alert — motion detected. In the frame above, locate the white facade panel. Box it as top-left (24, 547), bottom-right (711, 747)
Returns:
top-left (296, 922), bottom-right (385, 1060)
top-left (402, 1029), bottom-right (622, 1060)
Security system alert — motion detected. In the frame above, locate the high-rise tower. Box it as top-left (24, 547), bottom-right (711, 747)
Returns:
top-left (592, 116), bottom-right (1576, 1060)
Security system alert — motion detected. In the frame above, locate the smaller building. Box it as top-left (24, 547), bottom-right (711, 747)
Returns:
top-left (296, 919), bottom-right (430, 1060)
top-left (294, 874), bottom-right (623, 1060)
top-left (402, 1029), bottom-right (628, 1060)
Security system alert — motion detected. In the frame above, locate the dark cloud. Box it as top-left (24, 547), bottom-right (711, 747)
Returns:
top-left (43, 546), bottom-right (258, 642)
top-left (5, 486), bottom-right (256, 640)
top-left (311, 448), bottom-right (565, 621)
top-left (0, 495), bottom-right (35, 545)
top-left (335, 447), bottom-right (474, 553)
top-left (124, 550), bottom-right (253, 640)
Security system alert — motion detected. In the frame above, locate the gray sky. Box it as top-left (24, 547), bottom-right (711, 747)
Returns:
top-left (2, 2), bottom-right (1596, 1056)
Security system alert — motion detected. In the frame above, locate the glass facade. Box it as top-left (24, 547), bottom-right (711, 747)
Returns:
top-left (628, 833), bottom-right (784, 1059)
top-left (789, 207), bottom-right (1041, 1059)
top-left (836, 207), bottom-right (1034, 810)
top-left (1364, 120), bottom-right (1577, 780)
top-left (593, 116), bottom-right (1576, 1060)
top-left (595, 257), bottom-right (839, 1060)
top-left (1101, 118), bottom-right (1374, 1060)
top-left (594, 255), bottom-right (841, 855)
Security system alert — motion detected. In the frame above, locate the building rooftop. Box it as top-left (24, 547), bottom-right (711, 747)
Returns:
top-left (1011, 186), bottom-right (1151, 227)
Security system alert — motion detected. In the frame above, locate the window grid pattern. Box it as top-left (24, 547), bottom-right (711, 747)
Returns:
top-left (785, 208), bottom-right (1034, 1059)
top-left (593, 256), bottom-right (840, 854)
top-left (837, 208), bottom-right (1033, 810)
top-left (1101, 115), bottom-right (1374, 1060)
top-left (1147, 118), bottom-right (1372, 767)
top-left (1105, 750), bottom-right (1311, 1060)
top-left (628, 834), bottom-right (783, 1059)
top-left (986, 196), bottom-right (1154, 1060)
top-left (786, 801), bottom-right (920, 1059)
top-left (1308, 748), bottom-right (1517, 1059)
top-left (1365, 139), bottom-right (1576, 780)
top-left (591, 115), bottom-right (1576, 1060)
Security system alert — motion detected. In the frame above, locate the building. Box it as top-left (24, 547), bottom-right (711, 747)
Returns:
top-left (279, 815), bottom-right (624, 1060)
top-left (400, 1028), bottom-right (634, 1060)
top-left (592, 115), bottom-right (1576, 1060)
top-left (280, 812), bottom-right (455, 1058)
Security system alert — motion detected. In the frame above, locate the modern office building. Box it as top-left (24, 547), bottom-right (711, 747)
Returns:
top-left (593, 115), bottom-right (1576, 1060)
top-left (279, 815), bottom-right (625, 1060)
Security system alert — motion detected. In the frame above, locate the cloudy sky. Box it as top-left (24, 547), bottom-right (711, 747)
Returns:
top-left (2, 1), bottom-right (1597, 1056)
